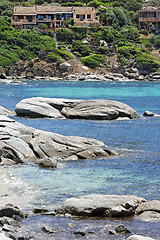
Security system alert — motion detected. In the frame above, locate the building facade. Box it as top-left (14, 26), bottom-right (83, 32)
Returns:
top-left (138, 7), bottom-right (160, 32)
top-left (11, 5), bottom-right (99, 31)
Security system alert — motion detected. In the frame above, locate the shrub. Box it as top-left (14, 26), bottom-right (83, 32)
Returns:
top-left (47, 52), bottom-right (62, 64)
top-left (81, 54), bottom-right (106, 68)
top-left (97, 46), bottom-right (109, 54)
top-left (56, 28), bottom-right (75, 43)
top-left (71, 40), bottom-right (92, 56)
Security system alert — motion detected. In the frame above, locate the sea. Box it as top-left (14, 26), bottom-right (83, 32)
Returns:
top-left (0, 80), bottom-right (160, 239)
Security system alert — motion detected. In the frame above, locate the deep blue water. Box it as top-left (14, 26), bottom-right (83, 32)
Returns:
top-left (0, 80), bottom-right (160, 239)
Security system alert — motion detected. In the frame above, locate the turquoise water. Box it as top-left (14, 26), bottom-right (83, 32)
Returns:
top-left (0, 80), bottom-right (160, 239)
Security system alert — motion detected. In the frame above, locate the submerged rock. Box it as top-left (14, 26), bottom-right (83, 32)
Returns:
top-left (0, 115), bottom-right (116, 163)
top-left (15, 97), bottom-right (140, 120)
top-left (55, 194), bottom-right (146, 217)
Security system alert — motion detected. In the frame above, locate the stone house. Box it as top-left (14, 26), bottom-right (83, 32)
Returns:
top-left (11, 5), bottom-right (99, 30)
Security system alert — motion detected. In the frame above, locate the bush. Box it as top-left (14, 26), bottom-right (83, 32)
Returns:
top-left (97, 46), bottom-right (109, 54)
top-left (81, 54), bottom-right (106, 68)
top-left (56, 28), bottom-right (75, 43)
top-left (71, 40), bottom-right (92, 56)
top-left (47, 52), bottom-right (63, 64)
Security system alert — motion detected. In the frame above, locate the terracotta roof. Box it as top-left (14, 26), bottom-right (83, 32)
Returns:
top-left (13, 5), bottom-right (96, 15)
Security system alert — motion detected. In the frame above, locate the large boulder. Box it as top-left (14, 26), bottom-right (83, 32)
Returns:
top-left (55, 194), bottom-right (146, 217)
top-left (15, 98), bottom-right (140, 120)
top-left (0, 115), bottom-right (115, 164)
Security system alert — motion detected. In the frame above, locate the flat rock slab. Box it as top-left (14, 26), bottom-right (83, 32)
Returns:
top-left (0, 115), bottom-right (115, 163)
top-left (15, 97), bottom-right (140, 120)
top-left (55, 194), bottom-right (146, 217)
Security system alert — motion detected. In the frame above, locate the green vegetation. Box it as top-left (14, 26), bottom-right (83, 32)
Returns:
top-left (0, 19), bottom-right (72, 67)
top-left (0, 0), bottom-right (160, 74)
top-left (81, 54), bottom-right (106, 68)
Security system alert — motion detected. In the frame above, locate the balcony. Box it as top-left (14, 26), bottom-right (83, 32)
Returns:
top-left (11, 19), bottom-right (36, 25)
top-left (37, 18), bottom-right (54, 22)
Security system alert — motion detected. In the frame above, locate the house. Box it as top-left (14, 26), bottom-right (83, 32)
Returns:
top-left (138, 7), bottom-right (160, 32)
top-left (11, 5), bottom-right (99, 31)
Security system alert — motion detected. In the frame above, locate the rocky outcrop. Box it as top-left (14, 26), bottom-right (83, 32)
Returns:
top-left (143, 111), bottom-right (159, 117)
top-left (0, 115), bottom-right (116, 164)
top-left (55, 194), bottom-right (146, 217)
top-left (0, 106), bottom-right (13, 116)
top-left (15, 97), bottom-right (140, 120)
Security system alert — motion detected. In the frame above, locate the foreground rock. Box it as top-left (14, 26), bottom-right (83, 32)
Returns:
top-left (0, 115), bottom-right (115, 164)
top-left (55, 194), bottom-right (146, 217)
top-left (15, 97), bottom-right (140, 120)
top-left (0, 106), bottom-right (13, 116)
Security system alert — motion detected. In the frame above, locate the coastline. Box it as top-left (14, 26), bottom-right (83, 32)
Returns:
top-left (1, 71), bottom-right (160, 84)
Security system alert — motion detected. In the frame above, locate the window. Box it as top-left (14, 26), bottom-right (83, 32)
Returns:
top-left (18, 16), bottom-right (24, 20)
top-left (76, 14), bottom-right (80, 18)
top-left (26, 25), bottom-right (31, 29)
top-left (26, 16), bottom-right (32, 22)
top-left (47, 15), bottom-right (51, 19)
top-left (87, 14), bottom-right (91, 19)
top-left (37, 15), bottom-right (45, 20)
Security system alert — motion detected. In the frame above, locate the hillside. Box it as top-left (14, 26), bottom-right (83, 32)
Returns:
top-left (0, 0), bottom-right (160, 78)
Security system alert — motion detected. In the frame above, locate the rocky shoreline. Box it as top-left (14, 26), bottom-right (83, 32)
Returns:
top-left (0, 95), bottom-right (160, 239)
top-left (0, 194), bottom-right (160, 240)
top-left (1, 69), bottom-right (160, 84)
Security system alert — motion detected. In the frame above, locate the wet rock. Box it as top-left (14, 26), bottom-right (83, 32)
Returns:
top-left (136, 200), bottom-right (160, 215)
top-left (55, 194), bottom-right (146, 217)
top-left (33, 208), bottom-right (48, 214)
top-left (115, 224), bottom-right (131, 234)
top-left (143, 111), bottom-right (157, 117)
top-left (72, 230), bottom-right (86, 236)
top-left (2, 224), bottom-right (17, 232)
top-left (0, 205), bottom-right (25, 219)
top-left (41, 225), bottom-right (57, 234)
top-left (36, 157), bottom-right (57, 168)
top-left (127, 235), bottom-right (156, 240)
top-left (15, 98), bottom-right (140, 120)
top-left (0, 216), bottom-right (20, 227)
top-left (137, 211), bottom-right (160, 222)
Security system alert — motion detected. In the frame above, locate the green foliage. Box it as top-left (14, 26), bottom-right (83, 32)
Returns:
top-left (81, 54), bottom-right (106, 68)
top-left (56, 28), bottom-right (75, 43)
top-left (0, 19), bottom-right (70, 67)
top-left (61, 1), bottom-right (84, 6)
top-left (47, 52), bottom-right (62, 64)
top-left (71, 40), bottom-right (92, 56)
top-left (117, 45), bottom-right (159, 72)
top-left (97, 46), bottom-right (109, 54)
top-left (0, 0), bottom-right (13, 22)
top-left (154, 37), bottom-right (160, 49)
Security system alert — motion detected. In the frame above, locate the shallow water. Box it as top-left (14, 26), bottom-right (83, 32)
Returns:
top-left (0, 80), bottom-right (160, 239)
